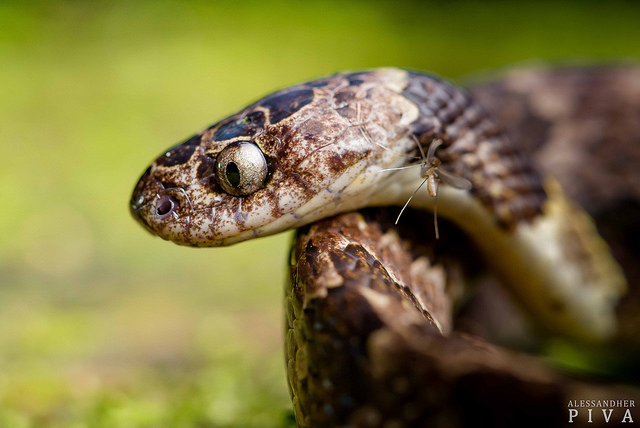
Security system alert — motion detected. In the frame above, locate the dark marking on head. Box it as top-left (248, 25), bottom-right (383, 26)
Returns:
top-left (242, 110), bottom-right (266, 125)
top-left (334, 90), bottom-right (356, 107)
top-left (156, 144), bottom-right (197, 167)
top-left (195, 154), bottom-right (215, 180)
top-left (346, 72), bottom-right (368, 86)
top-left (213, 110), bottom-right (266, 141)
top-left (141, 165), bottom-right (152, 179)
top-left (260, 88), bottom-right (314, 123)
top-left (306, 78), bottom-right (330, 88)
top-left (181, 133), bottom-right (203, 146)
top-left (325, 150), bottom-right (347, 174)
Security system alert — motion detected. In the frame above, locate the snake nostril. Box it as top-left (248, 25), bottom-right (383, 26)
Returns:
top-left (156, 196), bottom-right (178, 218)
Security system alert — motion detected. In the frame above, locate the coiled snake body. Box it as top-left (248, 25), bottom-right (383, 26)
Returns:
top-left (130, 65), bottom-right (639, 427)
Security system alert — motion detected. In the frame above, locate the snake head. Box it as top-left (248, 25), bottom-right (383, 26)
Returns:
top-left (129, 120), bottom-right (295, 247)
top-left (129, 71), bottom-right (417, 246)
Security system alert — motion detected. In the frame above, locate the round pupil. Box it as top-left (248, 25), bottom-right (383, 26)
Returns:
top-left (226, 162), bottom-right (241, 187)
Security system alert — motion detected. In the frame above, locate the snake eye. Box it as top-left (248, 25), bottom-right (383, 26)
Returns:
top-left (215, 142), bottom-right (268, 196)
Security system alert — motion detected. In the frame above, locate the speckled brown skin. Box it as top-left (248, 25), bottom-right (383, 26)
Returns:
top-left (286, 65), bottom-right (640, 427)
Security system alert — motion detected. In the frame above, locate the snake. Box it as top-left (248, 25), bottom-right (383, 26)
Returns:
top-left (129, 65), bottom-right (639, 426)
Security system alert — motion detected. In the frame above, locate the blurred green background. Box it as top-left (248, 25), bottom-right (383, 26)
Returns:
top-left (1, 0), bottom-right (639, 426)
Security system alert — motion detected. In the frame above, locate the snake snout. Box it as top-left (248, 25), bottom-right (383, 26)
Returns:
top-left (130, 166), bottom-right (176, 236)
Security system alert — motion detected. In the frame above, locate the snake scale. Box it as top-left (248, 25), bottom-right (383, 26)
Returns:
top-left (130, 64), bottom-right (640, 427)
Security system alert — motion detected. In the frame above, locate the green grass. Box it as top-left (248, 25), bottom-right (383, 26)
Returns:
top-left (1, 0), bottom-right (639, 426)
